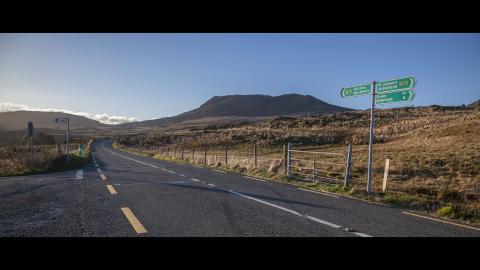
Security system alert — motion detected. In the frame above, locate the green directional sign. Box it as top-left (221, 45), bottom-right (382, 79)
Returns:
top-left (341, 84), bottom-right (372, 97)
top-left (376, 76), bottom-right (416, 93)
top-left (375, 90), bottom-right (415, 105)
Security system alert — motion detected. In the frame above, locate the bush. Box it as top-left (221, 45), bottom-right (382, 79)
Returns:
top-left (437, 206), bottom-right (454, 218)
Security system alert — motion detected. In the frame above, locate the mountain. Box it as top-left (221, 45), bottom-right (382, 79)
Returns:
top-left (469, 99), bottom-right (480, 108)
top-left (0, 111), bottom-right (106, 131)
top-left (121, 94), bottom-right (352, 129)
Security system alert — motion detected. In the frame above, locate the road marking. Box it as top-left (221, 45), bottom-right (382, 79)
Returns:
top-left (352, 232), bottom-right (373, 237)
top-left (97, 168), bottom-right (102, 173)
top-left (178, 173), bottom-right (186, 177)
top-left (161, 168), bottom-right (167, 171)
top-left (102, 142), bottom-right (159, 168)
top-left (244, 176), bottom-right (266, 182)
top-left (121, 207), bottom-right (148, 234)
top-left (192, 165), bottom-right (203, 168)
top-left (190, 178), bottom-right (200, 182)
top-left (298, 188), bottom-right (340, 199)
top-left (95, 164), bottom-right (98, 167)
top-left (207, 183), bottom-right (215, 187)
top-left (212, 169), bottom-right (226, 173)
top-left (304, 215), bottom-right (342, 229)
top-left (226, 188), bottom-right (371, 237)
top-left (106, 184), bottom-right (117, 195)
top-left (100, 174), bottom-right (107, 180)
top-left (168, 170), bottom-right (176, 174)
top-left (402, 211), bottom-right (480, 231)
top-left (75, 169), bottom-right (83, 179)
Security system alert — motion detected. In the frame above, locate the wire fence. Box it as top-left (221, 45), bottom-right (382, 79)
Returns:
top-left (124, 142), bottom-right (479, 204)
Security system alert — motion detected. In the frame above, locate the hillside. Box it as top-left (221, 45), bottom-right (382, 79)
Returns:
top-left (0, 111), bottom-right (106, 131)
top-left (120, 94), bottom-right (352, 129)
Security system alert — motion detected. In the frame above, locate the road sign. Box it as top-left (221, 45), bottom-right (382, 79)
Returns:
top-left (340, 75), bottom-right (418, 194)
top-left (376, 76), bottom-right (416, 93)
top-left (55, 117), bottom-right (68, 124)
top-left (375, 90), bottom-right (415, 104)
top-left (78, 144), bottom-right (84, 156)
top-left (341, 84), bottom-right (372, 97)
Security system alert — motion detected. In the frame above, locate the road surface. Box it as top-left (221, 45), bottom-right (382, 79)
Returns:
top-left (1, 139), bottom-right (479, 237)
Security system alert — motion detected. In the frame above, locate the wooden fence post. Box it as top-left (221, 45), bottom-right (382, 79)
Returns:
top-left (253, 145), bottom-right (257, 168)
top-left (225, 146), bottom-right (228, 165)
top-left (312, 153), bottom-right (316, 182)
top-left (344, 144), bottom-right (352, 187)
top-left (204, 148), bottom-right (207, 165)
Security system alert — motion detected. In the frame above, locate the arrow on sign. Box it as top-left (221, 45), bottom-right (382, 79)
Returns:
top-left (376, 76), bottom-right (416, 93)
top-left (341, 84), bottom-right (372, 97)
top-left (375, 90), bottom-right (415, 105)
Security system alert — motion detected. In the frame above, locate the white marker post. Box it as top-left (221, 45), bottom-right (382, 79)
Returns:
top-left (382, 158), bottom-right (390, 192)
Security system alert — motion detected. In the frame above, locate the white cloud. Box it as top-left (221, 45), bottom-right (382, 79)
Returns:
top-left (0, 102), bottom-right (138, 125)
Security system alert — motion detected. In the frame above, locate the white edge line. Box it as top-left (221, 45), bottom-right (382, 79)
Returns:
top-left (102, 142), bottom-right (159, 168)
top-left (208, 184), bottom-right (215, 187)
top-left (352, 232), bottom-right (373, 237)
top-left (227, 188), bottom-right (371, 237)
top-left (212, 169), bottom-right (226, 173)
top-left (402, 211), bottom-right (480, 231)
top-left (190, 178), bottom-right (200, 182)
top-left (244, 176), bottom-right (266, 182)
top-left (298, 188), bottom-right (339, 199)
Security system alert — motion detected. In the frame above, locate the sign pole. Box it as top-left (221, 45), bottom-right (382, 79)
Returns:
top-left (27, 121), bottom-right (34, 171)
top-left (66, 118), bottom-right (70, 163)
top-left (366, 81), bottom-right (376, 194)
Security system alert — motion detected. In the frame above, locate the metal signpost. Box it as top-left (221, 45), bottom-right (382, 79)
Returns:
top-left (27, 121), bottom-right (34, 171)
top-left (55, 117), bottom-right (70, 163)
top-left (341, 76), bottom-right (416, 193)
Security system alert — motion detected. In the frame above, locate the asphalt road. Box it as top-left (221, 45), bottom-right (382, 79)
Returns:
top-left (1, 139), bottom-right (479, 237)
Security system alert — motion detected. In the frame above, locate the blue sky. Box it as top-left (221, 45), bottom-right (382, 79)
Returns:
top-left (1, 33), bottom-right (479, 123)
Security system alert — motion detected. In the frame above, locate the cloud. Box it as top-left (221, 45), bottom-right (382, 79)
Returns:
top-left (0, 102), bottom-right (138, 125)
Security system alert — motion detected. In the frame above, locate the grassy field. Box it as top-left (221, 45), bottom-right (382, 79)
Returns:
top-left (114, 104), bottom-right (480, 224)
top-left (0, 139), bottom-right (94, 177)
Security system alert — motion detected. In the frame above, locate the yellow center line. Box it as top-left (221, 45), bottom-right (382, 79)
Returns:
top-left (402, 211), bottom-right (480, 231)
top-left (106, 184), bottom-right (117, 195)
top-left (121, 207), bottom-right (148, 234)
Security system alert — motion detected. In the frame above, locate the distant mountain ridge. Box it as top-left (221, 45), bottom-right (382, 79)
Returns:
top-left (0, 111), bottom-right (106, 131)
top-left (121, 94), bottom-right (352, 128)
